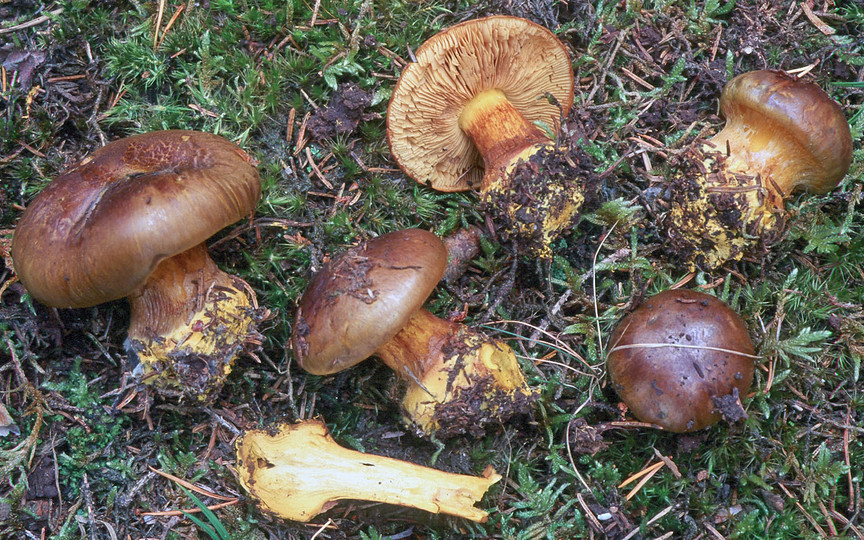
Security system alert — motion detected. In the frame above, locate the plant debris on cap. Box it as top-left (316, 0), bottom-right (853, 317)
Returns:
top-left (606, 289), bottom-right (756, 433)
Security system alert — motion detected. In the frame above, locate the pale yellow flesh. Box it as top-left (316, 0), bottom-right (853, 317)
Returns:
top-left (235, 419), bottom-right (502, 522)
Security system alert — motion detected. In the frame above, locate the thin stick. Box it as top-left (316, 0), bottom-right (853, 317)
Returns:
top-left (148, 466), bottom-right (236, 501)
top-left (484, 320), bottom-right (596, 371)
top-left (593, 221), bottom-right (618, 356)
top-left (564, 418), bottom-right (593, 492)
top-left (619, 460), bottom-right (664, 489)
top-left (623, 462), bottom-right (664, 501)
top-left (157, 4), bottom-right (185, 49)
top-left (309, 518), bottom-right (334, 539)
top-left (309, 0), bottom-right (322, 27)
top-left (607, 343), bottom-right (761, 359)
top-left (621, 504), bottom-right (674, 540)
top-left (139, 499), bottom-right (239, 517)
top-left (153, 0), bottom-right (166, 51)
top-left (0, 8), bottom-right (63, 34)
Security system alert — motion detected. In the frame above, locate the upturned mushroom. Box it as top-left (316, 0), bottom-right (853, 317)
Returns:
top-left (665, 69), bottom-right (853, 269)
top-left (235, 419), bottom-right (501, 523)
top-left (387, 15), bottom-right (589, 257)
top-left (606, 289), bottom-right (757, 432)
top-left (11, 130), bottom-right (263, 399)
top-left (291, 228), bottom-right (535, 437)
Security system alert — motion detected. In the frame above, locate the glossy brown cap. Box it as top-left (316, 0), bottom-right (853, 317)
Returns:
top-left (292, 229), bottom-right (448, 375)
top-left (606, 289), bottom-right (755, 433)
top-left (11, 130), bottom-right (261, 308)
top-left (718, 69), bottom-right (852, 194)
top-left (387, 15), bottom-right (574, 192)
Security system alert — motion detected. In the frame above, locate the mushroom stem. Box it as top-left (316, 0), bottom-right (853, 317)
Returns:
top-left (374, 308), bottom-right (461, 380)
top-left (706, 119), bottom-right (814, 207)
top-left (235, 419), bottom-right (502, 523)
top-left (375, 308), bottom-right (536, 437)
top-left (458, 89), bottom-right (549, 189)
top-left (126, 243), bottom-right (258, 398)
top-left (664, 70), bottom-right (853, 270)
top-left (457, 89), bottom-right (586, 258)
top-left (442, 225), bottom-right (484, 282)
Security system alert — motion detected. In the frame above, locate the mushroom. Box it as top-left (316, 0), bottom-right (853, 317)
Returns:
top-left (387, 15), bottom-right (589, 257)
top-left (291, 228), bottom-right (534, 437)
top-left (441, 225), bottom-right (484, 283)
top-left (235, 419), bottom-right (502, 523)
top-left (665, 69), bottom-right (853, 269)
top-left (11, 130), bottom-right (262, 399)
top-left (606, 289), bottom-right (756, 432)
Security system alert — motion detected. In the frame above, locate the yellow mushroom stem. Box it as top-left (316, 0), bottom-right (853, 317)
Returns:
top-left (458, 89), bottom-right (550, 188)
top-left (666, 123), bottom-right (805, 270)
top-left (458, 89), bottom-right (585, 257)
top-left (235, 419), bottom-right (502, 523)
top-left (373, 308), bottom-right (536, 437)
top-left (126, 242), bottom-right (259, 399)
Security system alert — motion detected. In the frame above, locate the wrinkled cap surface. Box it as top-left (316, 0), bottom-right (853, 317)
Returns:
top-left (292, 229), bottom-right (448, 375)
top-left (11, 130), bottom-right (261, 308)
top-left (606, 289), bottom-right (755, 433)
top-left (719, 69), bottom-right (852, 194)
top-left (387, 15), bottom-right (574, 192)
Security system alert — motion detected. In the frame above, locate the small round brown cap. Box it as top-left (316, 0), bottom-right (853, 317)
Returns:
top-left (719, 69), bottom-right (853, 194)
top-left (11, 130), bottom-right (261, 308)
top-left (292, 229), bottom-right (447, 375)
top-left (607, 289), bottom-right (755, 433)
top-left (387, 15), bottom-right (574, 192)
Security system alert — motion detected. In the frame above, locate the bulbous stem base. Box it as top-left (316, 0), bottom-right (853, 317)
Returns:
top-left (375, 309), bottom-right (536, 438)
top-left (126, 243), bottom-right (260, 400)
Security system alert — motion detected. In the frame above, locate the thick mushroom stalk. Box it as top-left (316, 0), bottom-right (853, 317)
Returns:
top-left (458, 89), bottom-right (586, 256)
top-left (125, 243), bottom-right (259, 396)
top-left (387, 16), bottom-right (588, 257)
top-left (11, 130), bottom-right (262, 400)
top-left (292, 229), bottom-right (535, 437)
top-left (373, 308), bottom-right (535, 437)
top-left (235, 419), bottom-right (502, 523)
top-left (665, 70), bottom-right (853, 269)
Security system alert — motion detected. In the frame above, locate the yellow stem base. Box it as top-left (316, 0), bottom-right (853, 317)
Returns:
top-left (666, 146), bottom-right (781, 270)
top-left (482, 142), bottom-right (586, 258)
top-left (126, 244), bottom-right (260, 400)
top-left (401, 328), bottom-right (537, 438)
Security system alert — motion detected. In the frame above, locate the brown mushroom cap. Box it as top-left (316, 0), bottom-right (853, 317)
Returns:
top-left (716, 69), bottom-right (853, 194)
top-left (292, 229), bottom-right (448, 375)
top-left (11, 130), bottom-right (261, 308)
top-left (606, 289), bottom-right (756, 433)
top-left (387, 15), bottom-right (574, 192)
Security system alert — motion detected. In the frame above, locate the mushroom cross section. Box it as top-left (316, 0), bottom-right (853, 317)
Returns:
top-left (11, 130), bottom-right (262, 399)
top-left (292, 229), bottom-right (535, 437)
top-left (235, 419), bottom-right (502, 523)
